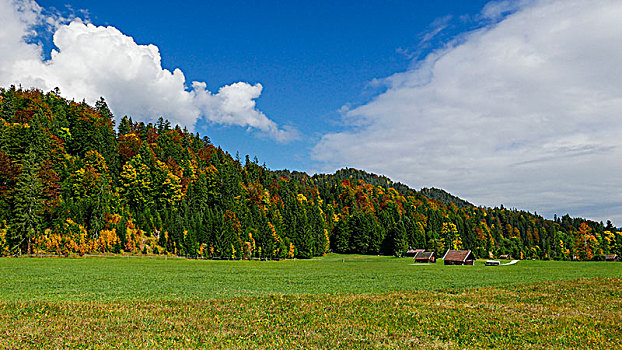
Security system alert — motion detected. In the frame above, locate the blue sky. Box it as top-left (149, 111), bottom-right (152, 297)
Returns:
top-left (3, 0), bottom-right (622, 225)
top-left (35, 0), bottom-right (492, 170)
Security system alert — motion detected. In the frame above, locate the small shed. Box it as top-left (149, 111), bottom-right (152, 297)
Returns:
top-left (605, 254), bottom-right (620, 262)
top-left (405, 248), bottom-right (424, 257)
top-left (499, 254), bottom-right (511, 260)
top-left (413, 251), bottom-right (436, 263)
top-left (442, 250), bottom-right (477, 265)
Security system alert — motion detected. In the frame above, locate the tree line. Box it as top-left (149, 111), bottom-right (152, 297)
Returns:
top-left (0, 86), bottom-right (620, 260)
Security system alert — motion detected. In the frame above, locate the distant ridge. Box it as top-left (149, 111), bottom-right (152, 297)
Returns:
top-left (312, 168), bottom-right (474, 209)
top-left (1, 85), bottom-right (619, 261)
top-left (420, 187), bottom-right (474, 209)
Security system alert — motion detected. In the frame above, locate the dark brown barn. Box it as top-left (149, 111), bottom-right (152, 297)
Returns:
top-left (605, 254), bottom-right (620, 262)
top-left (442, 250), bottom-right (476, 265)
top-left (413, 251), bottom-right (436, 263)
top-left (405, 248), bottom-right (424, 257)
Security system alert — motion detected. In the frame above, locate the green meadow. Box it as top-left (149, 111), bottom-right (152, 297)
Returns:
top-left (1, 255), bottom-right (620, 349)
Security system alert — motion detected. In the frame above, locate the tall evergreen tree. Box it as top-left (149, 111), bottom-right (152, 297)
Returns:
top-left (0, 86), bottom-right (16, 122)
top-left (10, 151), bottom-right (44, 254)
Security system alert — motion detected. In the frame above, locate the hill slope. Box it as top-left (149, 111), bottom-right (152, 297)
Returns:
top-left (0, 86), bottom-right (620, 259)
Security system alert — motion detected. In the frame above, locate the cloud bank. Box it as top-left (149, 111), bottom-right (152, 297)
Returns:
top-left (314, 0), bottom-right (622, 224)
top-left (0, 0), bottom-right (297, 142)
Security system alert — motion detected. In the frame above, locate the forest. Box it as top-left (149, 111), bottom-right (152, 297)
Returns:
top-left (1, 86), bottom-right (620, 260)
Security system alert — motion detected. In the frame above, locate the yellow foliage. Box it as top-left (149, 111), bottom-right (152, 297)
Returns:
top-left (268, 222), bottom-right (282, 257)
top-left (60, 218), bottom-right (88, 256)
top-left (0, 222), bottom-right (7, 255)
top-left (95, 229), bottom-right (119, 253)
top-left (243, 241), bottom-right (253, 258)
top-left (452, 234), bottom-right (463, 250)
top-left (297, 193), bottom-right (307, 203)
top-left (602, 230), bottom-right (617, 253)
top-left (559, 239), bottom-right (570, 258)
top-left (441, 222), bottom-right (460, 250)
top-left (288, 242), bottom-right (295, 259)
top-left (124, 219), bottom-right (143, 254)
top-left (248, 231), bottom-right (256, 255)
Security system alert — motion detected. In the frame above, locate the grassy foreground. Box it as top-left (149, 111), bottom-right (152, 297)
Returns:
top-left (1, 255), bottom-right (620, 349)
top-left (1, 255), bottom-right (620, 300)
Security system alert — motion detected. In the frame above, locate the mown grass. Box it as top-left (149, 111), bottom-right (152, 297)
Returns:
top-left (1, 278), bottom-right (620, 349)
top-left (0, 254), bottom-right (619, 300)
top-left (0, 255), bottom-right (620, 349)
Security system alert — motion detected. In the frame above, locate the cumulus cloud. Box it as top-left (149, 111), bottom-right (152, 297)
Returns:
top-left (0, 0), bottom-right (42, 75)
top-left (314, 0), bottom-right (622, 224)
top-left (192, 81), bottom-right (299, 142)
top-left (0, 0), bottom-right (297, 141)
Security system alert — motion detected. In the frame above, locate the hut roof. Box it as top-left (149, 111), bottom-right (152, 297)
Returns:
top-left (442, 250), bottom-right (476, 262)
top-left (414, 251), bottom-right (435, 260)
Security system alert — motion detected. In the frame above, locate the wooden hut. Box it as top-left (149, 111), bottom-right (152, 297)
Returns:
top-left (442, 250), bottom-right (476, 265)
top-left (405, 248), bottom-right (424, 257)
top-left (413, 251), bottom-right (436, 263)
top-left (605, 254), bottom-right (620, 262)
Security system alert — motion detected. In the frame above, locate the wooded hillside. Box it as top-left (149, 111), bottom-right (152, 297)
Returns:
top-left (1, 86), bottom-right (620, 259)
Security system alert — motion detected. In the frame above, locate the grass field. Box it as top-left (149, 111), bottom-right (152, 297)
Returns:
top-left (1, 255), bottom-right (621, 348)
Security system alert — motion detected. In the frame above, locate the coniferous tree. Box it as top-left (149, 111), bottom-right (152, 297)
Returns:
top-left (10, 151), bottom-right (44, 253)
top-left (0, 86), bottom-right (618, 259)
top-left (387, 220), bottom-right (408, 257)
top-left (0, 86), bottom-right (16, 122)
top-left (118, 116), bottom-right (132, 136)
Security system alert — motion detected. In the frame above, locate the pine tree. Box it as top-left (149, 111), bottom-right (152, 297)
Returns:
top-left (0, 86), bottom-right (16, 122)
top-left (10, 151), bottom-right (44, 254)
top-left (118, 116), bottom-right (132, 136)
top-left (387, 220), bottom-right (408, 257)
top-left (331, 216), bottom-right (351, 253)
top-left (95, 97), bottom-right (113, 121)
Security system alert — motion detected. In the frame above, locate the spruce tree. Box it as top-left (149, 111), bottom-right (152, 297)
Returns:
top-left (10, 151), bottom-right (44, 254)
top-left (387, 220), bottom-right (408, 257)
top-left (0, 86), bottom-right (16, 122)
top-left (118, 116), bottom-right (132, 136)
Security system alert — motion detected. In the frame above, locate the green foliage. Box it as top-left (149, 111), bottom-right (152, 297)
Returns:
top-left (420, 187), bottom-right (473, 208)
top-left (0, 86), bottom-right (619, 259)
top-left (118, 154), bottom-right (153, 210)
top-left (9, 151), bottom-right (44, 253)
top-left (0, 86), bottom-right (16, 122)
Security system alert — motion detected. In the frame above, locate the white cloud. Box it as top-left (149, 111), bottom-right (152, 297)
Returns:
top-left (0, 0), bottom-right (42, 76)
top-left (192, 81), bottom-right (299, 142)
top-left (314, 0), bottom-right (622, 224)
top-left (421, 15), bottom-right (453, 43)
top-left (0, 0), bottom-right (297, 141)
top-left (480, 0), bottom-right (529, 21)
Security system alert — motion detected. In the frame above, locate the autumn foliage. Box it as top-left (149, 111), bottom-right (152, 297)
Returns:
top-left (0, 86), bottom-right (620, 260)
